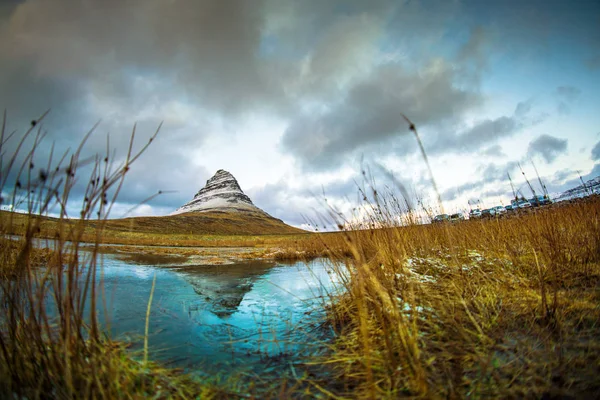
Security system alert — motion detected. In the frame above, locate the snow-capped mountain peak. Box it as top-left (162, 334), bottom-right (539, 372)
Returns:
top-left (171, 169), bottom-right (260, 215)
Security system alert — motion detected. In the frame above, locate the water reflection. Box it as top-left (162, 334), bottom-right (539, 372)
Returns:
top-left (87, 254), bottom-right (341, 373)
top-left (179, 262), bottom-right (276, 317)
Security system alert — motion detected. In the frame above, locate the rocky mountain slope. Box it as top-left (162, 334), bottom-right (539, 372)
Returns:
top-left (0, 170), bottom-right (305, 237)
top-left (172, 169), bottom-right (261, 215)
top-left (111, 169), bottom-right (305, 236)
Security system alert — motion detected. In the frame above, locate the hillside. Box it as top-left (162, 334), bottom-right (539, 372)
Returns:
top-left (1, 169), bottom-right (305, 239)
top-left (98, 209), bottom-right (305, 236)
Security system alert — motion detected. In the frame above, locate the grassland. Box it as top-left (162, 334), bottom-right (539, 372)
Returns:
top-left (316, 195), bottom-right (600, 398)
top-left (2, 115), bottom-right (599, 398)
top-left (3, 196), bottom-right (599, 398)
top-left (1, 207), bottom-right (304, 243)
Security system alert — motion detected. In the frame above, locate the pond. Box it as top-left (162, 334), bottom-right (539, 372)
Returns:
top-left (47, 251), bottom-right (343, 377)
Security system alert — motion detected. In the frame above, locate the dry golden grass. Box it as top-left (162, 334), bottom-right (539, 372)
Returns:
top-left (3, 113), bottom-right (599, 399)
top-left (0, 115), bottom-right (230, 399)
top-left (0, 207), bottom-right (305, 246)
top-left (314, 195), bottom-right (600, 398)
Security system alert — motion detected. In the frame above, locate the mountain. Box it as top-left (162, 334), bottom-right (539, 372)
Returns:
top-left (172, 169), bottom-right (260, 215)
top-left (105, 169), bottom-right (305, 236)
top-left (0, 170), bottom-right (306, 237)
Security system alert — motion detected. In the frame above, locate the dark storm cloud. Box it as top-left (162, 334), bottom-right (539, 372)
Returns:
top-left (1, 0), bottom-right (598, 221)
top-left (0, 0), bottom-right (425, 215)
top-left (0, 0), bottom-right (273, 116)
top-left (431, 116), bottom-right (521, 155)
top-left (591, 139), bottom-right (600, 161)
top-left (0, 0), bottom-right (280, 214)
top-left (426, 98), bottom-right (537, 156)
top-left (440, 160), bottom-right (518, 202)
top-left (281, 59), bottom-right (483, 170)
top-left (279, 22), bottom-right (495, 170)
top-left (527, 134), bottom-right (568, 163)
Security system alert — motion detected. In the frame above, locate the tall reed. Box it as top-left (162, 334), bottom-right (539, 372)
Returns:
top-left (319, 181), bottom-right (600, 398)
top-left (0, 114), bottom-right (218, 398)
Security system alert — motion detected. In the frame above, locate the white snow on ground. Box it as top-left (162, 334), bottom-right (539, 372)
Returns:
top-left (395, 250), bottom-right (509, 284)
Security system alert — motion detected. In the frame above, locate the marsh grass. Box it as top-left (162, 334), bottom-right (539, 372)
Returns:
top-left (2, 111), bottom-right (599, 399)
top-left (316, 187), bottom-right (600, 398)
top-left (0, 114), bottom-right (228, 399)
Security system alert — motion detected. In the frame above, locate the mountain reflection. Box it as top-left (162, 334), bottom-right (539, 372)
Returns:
top-left (178, 261), bottom-right (275, 317)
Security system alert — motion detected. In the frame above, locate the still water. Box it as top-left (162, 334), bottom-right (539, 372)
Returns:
top-left (62, 253), bottom-right (342, 375)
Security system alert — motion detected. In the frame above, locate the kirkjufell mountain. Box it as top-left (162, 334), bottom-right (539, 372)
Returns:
top-left (98, 169), bottom-right (304, 235)
top-left (97, 169), bottom-right (304, 236)
top-left (172, 169), bottom-right (262, 215)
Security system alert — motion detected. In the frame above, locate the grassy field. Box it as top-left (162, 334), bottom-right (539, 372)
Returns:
top-left (316, 195), bottom-right (600, 398)
top-left (3, 196), bottom-right (599, 398)
top-left (1, 207), bottom-right (305, 244)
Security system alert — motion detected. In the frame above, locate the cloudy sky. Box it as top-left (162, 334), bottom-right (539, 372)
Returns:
top-left (1, 0), bottom-right (599, 227)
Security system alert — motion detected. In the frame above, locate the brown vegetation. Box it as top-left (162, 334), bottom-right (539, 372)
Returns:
top-left (2, 113), bottom-right (599, 398)
top-left (315, 195), bottom-right (600, 398)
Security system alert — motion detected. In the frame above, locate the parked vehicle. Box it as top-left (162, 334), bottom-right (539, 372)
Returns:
top-left (449, 213), bottom-right (464, 222)
top-left (469, 209), bottom-right (482, 219)
top-left (518, 200), bottom-right (532, 208)
top-left (511, 199), bottom-right (532, 209)
top-left (528, 195), bottom-right (552, 206)
top-left (433, 214), bottom-right (450, 223)
top-left (493, 205), bottom-right (507, 215)
top-left (481, 208), bottom-right (496, 218)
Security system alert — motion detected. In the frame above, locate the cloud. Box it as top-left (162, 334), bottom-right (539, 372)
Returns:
top-left (527, 134), bottom-right (568, 163)
top-left (481, 188), bottom-right (510, 199)
top-left (426, 104), bottom-right (532, 156)
top-left (514, 100), bottom-right (533, 118)
top-left (281, 58), bottom-right (483, 170)
top-left (441, 116), bottom-right (520, 153)
top-left (586, 54), bottom-right (600, 70)
top-left (247, 181), bottom-right (320, 226)
top-left (480, 145), bottom-right (506, 157)
top-left (440, 160), bottom-right (519, 202)
top-left (586, 163), bottom-right (600, 179)
top-left (554, 86), bottom-right (581, 115)
top-left (591, 139), bottom-right (600, 161)
top-left (552, 168), bottom-right (576, 184)
top-left (1, 0), bottom-right (598, 223)
top-left (441, 181), bottom-right (482, 202)
top-left (457, 26), bottom-right (489, 73)
top-left (1, 0), bottom-right (277, 117)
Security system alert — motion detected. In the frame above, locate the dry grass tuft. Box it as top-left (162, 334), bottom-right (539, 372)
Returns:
top-left (316, 191), bottom-right (600, 398)
top-left (0, 115), bottom-right (226, 399)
